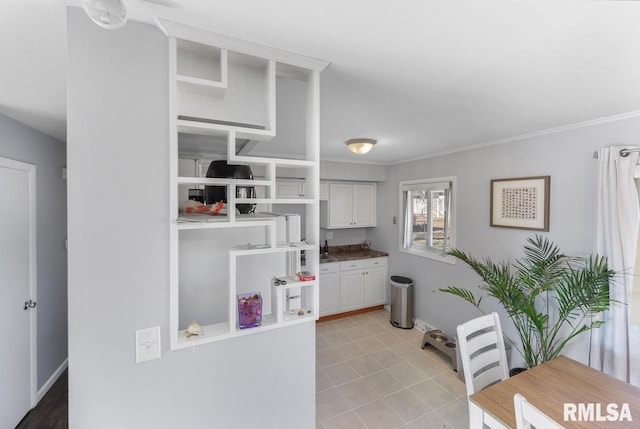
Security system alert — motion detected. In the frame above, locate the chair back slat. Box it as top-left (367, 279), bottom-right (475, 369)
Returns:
top-left (473, 365), bottom-right (506, 392)
top-left (467, 330), bottom-right (500, 354)
top-left (470, 346), bottom-right (502, 375)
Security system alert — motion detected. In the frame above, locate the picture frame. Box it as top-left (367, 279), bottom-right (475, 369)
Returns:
top-left (490, 176), bottom-right (550, 231)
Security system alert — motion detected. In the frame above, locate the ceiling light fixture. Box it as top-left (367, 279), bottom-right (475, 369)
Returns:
top-left (82, 0), bottom-right (128, 30)
top-left (346, 138), bottom-right (377, 155)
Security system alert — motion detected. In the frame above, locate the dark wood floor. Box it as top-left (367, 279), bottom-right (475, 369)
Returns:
top-left (16, 369), bottom-right (68, 429)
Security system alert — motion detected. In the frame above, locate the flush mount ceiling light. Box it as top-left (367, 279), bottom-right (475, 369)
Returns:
top-left (346, 138), bottom-right (377, 155)
top-left (82, 0), bottom-right (128, 30)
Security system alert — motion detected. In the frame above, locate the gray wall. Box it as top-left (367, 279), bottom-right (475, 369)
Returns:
top-left (0, 113), bottom-right (68, 389)
top-left (321, 160), bottom-right (387, 182)
top-left (368, 116), bottom-right (640, 367)
top-left (67, 9), bottom-right (314, 428)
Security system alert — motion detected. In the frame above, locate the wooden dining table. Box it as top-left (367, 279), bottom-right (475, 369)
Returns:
top-left (469, 356), bottom-right (640, 428)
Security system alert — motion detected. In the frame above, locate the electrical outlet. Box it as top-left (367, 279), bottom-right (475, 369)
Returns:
top-left (135, 327), bottom-right (161, 363)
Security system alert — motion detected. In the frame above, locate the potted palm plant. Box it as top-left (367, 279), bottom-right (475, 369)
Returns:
top-left (440, 235), bottom-right (615, 370)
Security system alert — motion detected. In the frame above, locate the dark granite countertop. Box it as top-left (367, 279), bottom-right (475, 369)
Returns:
top-left (319, 244), bottom-right (389, 263)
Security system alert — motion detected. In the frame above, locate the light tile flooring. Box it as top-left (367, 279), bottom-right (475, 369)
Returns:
top-left (316, 310), bottom-right (469, 429)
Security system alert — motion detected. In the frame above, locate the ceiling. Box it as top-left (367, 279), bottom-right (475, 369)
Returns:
top-left (2, 1), bottom-right (640, 164)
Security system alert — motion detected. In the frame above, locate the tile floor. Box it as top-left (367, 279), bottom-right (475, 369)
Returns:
top-left (316, 310), bottom-right (469, 429)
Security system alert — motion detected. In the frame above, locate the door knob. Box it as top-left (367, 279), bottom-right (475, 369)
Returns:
top-left (23, 299), bottom-right (36, 310)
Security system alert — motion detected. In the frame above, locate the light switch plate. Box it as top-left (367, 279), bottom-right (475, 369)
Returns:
top-left (135, 327), bottom-right (161, 363)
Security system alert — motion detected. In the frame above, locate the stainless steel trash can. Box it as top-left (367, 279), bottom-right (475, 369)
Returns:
top-left (390, 276), bottom-right (413, 329)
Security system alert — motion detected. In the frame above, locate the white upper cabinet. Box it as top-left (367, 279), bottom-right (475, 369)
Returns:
top-left (320, 182), bottom-right (377, 229)
top-left (326, 183), bottom-right (353, 228)
top-left (352, 183), bottom-right (376, 227)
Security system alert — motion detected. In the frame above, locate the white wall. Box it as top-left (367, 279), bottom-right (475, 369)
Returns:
top-left (0, 113), bottom-right (68, 390)
top-left (321, 160), bottom-right (387, 182)
top-left (368, 116), bottom-right (640, 367)
top-left (320, 227), bottom-right (370, 247)
top-left (67, 9), bottom-right (314, 428)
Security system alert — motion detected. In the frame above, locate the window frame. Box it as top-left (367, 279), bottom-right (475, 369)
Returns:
top-left (398, 176), bottom-right (456, 264)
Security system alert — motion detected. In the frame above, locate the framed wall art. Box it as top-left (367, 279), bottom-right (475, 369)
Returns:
top-left (490, 176), bottom-right (550, 231)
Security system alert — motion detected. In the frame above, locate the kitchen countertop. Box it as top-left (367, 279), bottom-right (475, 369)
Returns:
top-left (319, 244), bottom-right (388, 263)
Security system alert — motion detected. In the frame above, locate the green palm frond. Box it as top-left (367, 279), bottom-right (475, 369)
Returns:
top-left (439, 286), bottom-right (483, 308)
top-left (443, 235), bottom-right (616, 368)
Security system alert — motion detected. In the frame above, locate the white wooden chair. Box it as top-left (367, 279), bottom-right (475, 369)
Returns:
top-left (457, 312), bottom-right (510, 429)
top-left (457, 312), bottom-right (510, 396)
top-left (514, 393), bottom-right (565, 429)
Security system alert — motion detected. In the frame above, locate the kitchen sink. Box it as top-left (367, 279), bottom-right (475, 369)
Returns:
top-left (320, 254), bottom-right (338, 262)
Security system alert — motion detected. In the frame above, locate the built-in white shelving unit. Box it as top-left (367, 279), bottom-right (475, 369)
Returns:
top-left (158, 19), bottom-right (328, 350)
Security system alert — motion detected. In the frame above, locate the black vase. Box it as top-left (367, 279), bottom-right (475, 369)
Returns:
top-left (204, 160), bottom-right (256, 214)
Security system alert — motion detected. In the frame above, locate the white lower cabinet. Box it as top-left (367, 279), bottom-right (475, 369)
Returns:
top-left (319, 257), bottom-right (388, 317)
top-left (319, 181), bottom-right (329, 201)
top-left (319, 263), bottom-right (340, 317)
top-left (364, 266), bottom-right (387, 306)
top-left (340, 270), bottom-right (366, 312)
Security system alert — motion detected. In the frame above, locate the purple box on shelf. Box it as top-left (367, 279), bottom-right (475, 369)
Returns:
top-left (237, 292), bottom-right (262, 329)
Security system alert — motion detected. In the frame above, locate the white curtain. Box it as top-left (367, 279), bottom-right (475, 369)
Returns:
top-left (403, 191), bottom-right (412, 249)
top-left (589, 146), bottom-right (640, 386)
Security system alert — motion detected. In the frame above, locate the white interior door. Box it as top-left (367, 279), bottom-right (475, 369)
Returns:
top-left (0, 157), bottom-right (37, 427)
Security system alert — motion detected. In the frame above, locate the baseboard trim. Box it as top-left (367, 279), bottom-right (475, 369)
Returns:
top-left (414, 318), bottom-right (436, 333)
top-left (317, 305), bottom-right (385, 323)
top-left (37, 358), bottom-right (68, 402)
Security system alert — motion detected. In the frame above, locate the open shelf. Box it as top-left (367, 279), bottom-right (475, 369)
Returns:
top-left (164, 19), bottom-right (324, 351)
top-left (176, 321), bottom-right (231, 348)
top-left (235, 197), bottom-right (315, 205)
top-left (175, 216), bottom-right (275, 229)
top-left (174, 314), bottom-right (283, 349)
top-left (176, 176), bottom-right (272, 187)
top-left (177, 75), bottom-right (226, 97)
top-left (230, 241), bottom-right (316, 255)
top-left (177, 118), bottom-right (275, 141)
top-left (176, 39), bottom-right (225, 79)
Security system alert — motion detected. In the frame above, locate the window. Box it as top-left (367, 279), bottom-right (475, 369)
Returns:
top-left (400, 177), bottom-right (455, 262)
